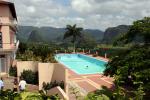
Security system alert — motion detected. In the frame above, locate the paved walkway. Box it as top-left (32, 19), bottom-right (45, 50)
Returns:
top-left (1, 76), bottom-right (38, 92)
top-left (68, 70), bottom-right (114, 99)
top-left (3, 76), bottom-right (14, 90)
top-left (67, 54), bottom-right (114, 99)
top-left (68, 70), bottom-right (114, 93)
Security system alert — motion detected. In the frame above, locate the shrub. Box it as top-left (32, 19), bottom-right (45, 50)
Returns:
top-left (9, 66), bottom-right (17, 77)
top-left (97, 47), bottom-right (127, 58)
top-left (39, 90), bottom-right (60, 100)
top-left (85, 93), bottom-right (110, 100)
top-left (0, 89), bottom-right (60, 100)
top-left (92, 54), bottom-right (98, 57)
top-left (44, 54), bottom-right (57, 63)
top-left (0, 89), bottom-right (21, 100)
top-left (42, 80), bottom-right (64, 91)
top-left (21, 70), bottom-right (38, 85)
top-left (16, 43), bottom-right (58, 63)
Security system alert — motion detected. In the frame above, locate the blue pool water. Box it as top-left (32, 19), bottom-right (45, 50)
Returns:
top-left (55, 54), bottom-right (107, 74)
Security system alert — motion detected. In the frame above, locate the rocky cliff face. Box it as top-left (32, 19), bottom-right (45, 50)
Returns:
top-left (102, 25), bottom-right (130, 44)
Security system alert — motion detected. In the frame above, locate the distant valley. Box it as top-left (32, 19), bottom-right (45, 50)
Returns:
top-left (17, 25), bottom-right (130, 44)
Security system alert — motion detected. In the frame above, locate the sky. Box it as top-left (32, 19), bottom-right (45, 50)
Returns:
top-left (12, 0), bottom-right (150, 31)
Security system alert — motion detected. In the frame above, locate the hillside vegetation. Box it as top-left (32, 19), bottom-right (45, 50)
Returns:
top-left (17, 25), bottom-right (131, 44)
top-left (17, 26), bottom-right (104, 43)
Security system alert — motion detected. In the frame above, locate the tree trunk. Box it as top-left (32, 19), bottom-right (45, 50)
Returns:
top-left (73, 42), bottom-right (76, 53)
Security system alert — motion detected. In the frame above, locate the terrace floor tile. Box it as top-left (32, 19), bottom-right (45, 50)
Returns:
top-left (76, 81), bottom-right (97, 93)
top-left (87, 76), bottom-right (114, 89)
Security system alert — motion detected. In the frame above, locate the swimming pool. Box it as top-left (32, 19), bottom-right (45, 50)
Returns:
top-left (55, 54), bottom-right (107, 74)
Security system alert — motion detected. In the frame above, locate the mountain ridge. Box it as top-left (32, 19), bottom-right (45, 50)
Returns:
top-left (17, 25), bottom-right (130, 44)
top-left (102, 25), bottom-right (130, 44)
top-left (17, 25), bottom-right (104, 43)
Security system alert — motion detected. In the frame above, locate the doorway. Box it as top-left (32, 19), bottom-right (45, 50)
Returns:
top-left (0, 58), bottom-right (6, 73)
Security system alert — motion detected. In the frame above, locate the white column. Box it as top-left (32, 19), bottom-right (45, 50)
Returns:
top-left (83, 49), bottom-right (84, 53)
top-left (105, 53), bottom-right (107, 58)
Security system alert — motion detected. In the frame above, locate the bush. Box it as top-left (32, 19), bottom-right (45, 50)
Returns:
top-left (9, 66), bottom-right (17, 77)
top-left (97, 47), bottom-right (127, 58)
top-left (0, 89), bottom-right (21, 100)
top-left (39, 90), bottom-right (60, 100)
top-left (92, 54), bottom-right (98, 57)
top-left (44, 54), bottom-right (57, 63)
top-left (0, 89), bottom-right (60, 100)
top-left (21, 70), bottom-right (38, 85)
top-left (42, 80), bottom-right (64, 91)
top-left (16, 43), bottom-right (58, 63)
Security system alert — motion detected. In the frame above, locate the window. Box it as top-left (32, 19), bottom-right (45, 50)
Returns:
top-left (0, 58), bottom-right (6, 72)
top-left (0, 32), bottom-right (2, 48)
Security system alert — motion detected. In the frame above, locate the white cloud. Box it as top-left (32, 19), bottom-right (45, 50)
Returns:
top-left (142, 10), bottom-right (150, 17)
top-left (71, 0), bottom-right (150, 30)
top-left (71, 0), bottom-right (94, 13)
top-left (12, 0), bottom-right (150, 30)
top-left (27, 6), bottom-right (36, 13)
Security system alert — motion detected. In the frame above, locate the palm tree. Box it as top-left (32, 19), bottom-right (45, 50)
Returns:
top-left (63, 24), bottom-right (83, 53)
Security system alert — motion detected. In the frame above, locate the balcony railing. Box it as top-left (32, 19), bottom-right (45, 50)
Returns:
top-left (0, 43), bottom-right (16, 49)
top-left (0, 17), bottom-right (17, 30)
top-left (0, 40), bottom-right (19, 51)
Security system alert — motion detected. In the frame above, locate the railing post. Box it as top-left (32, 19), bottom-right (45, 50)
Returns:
top-left (105, 53), bottom-right (107, 58)
top-left (96, 51), bottom-right (98, 55)
top-left (83, 49), bottom-right (84, 53)
top-left (89, 50), bottom-right (90, 54)
top-left (55, 50), bottom-right (56, 53)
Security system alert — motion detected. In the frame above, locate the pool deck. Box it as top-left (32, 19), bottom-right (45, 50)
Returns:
top-left (60, 53), bottom-right (114, 99)
top-left (68, 68), bottom-right (114, 93)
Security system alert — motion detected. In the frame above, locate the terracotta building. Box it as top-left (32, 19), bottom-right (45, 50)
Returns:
top-left (0, 0), bottom-right (19, 75)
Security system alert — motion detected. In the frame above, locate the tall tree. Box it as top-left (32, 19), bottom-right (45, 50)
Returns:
top-left (63, 24), bottom-right (83, 53)
top-left (104, 17), bottom-right (150, 97)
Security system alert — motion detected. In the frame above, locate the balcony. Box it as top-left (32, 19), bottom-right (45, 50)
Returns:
top-left (0, 40), bottom-right (19, 52)
top-left (0, 17), bottom-right (17, 30)
top-left (10, 19), bottom-right (17, 30)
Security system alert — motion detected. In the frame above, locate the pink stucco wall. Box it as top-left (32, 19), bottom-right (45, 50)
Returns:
top-left (0, 4), bottom-right (10, 17)
top-left (38, 63), bottom-right (54, 89)
top-left (0, 1), bottom-right (17, 74)
top-left (52, 63), bottom-right (68, 94)
top-left (17, 61), bottom-right (38, 77)
top-left (16, 61), bottom-right (68, 96)
top-left (0, 3), bottom-right (16, 50)
top-left (38, 63), bottom-right (68, 94)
